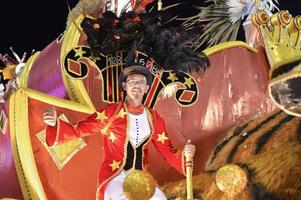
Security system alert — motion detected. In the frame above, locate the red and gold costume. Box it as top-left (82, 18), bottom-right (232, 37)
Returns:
top-left (46, 101), bottom-right (185, 200)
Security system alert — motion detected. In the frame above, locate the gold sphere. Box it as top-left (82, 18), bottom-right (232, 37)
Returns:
top-left (123, 170), bottom-right (156, 200)
top-left (216, 164), bottom-right (248, 195)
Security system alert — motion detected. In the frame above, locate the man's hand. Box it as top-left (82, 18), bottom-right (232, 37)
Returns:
top-left (43, 107), bottom-right (57, 127)
top-left (183, 140), bottom-right (196, 158)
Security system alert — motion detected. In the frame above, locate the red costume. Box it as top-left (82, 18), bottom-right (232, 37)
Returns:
top-left (46, 101), bottom-right (185, 200)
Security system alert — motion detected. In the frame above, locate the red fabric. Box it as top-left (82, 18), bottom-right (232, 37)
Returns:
top-left (27, 98), bottom-right (102, 200)
top-left (46, 101), bottom-right (184, 200)
top-left (127, 104), bottom-right (144, 115)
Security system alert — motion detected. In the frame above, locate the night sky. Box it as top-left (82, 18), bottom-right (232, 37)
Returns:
top-left (0, 0), bottom-right (299, 55)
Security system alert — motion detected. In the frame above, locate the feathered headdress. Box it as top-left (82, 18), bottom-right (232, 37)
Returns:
top-left (81, 4), bottom-right (209, 75)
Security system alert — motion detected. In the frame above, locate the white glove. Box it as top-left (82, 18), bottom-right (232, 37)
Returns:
top-left (43, 107), bottom-right (57, 127)
top-left (183, 139), bottom-right (196, 157)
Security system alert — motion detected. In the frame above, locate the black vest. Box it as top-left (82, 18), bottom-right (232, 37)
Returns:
top-left (123, 137), bottom-right (150, 171)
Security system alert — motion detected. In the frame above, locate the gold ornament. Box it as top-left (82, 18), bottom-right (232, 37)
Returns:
top-left (123, 170), bottom-right (156, 200)
top-left (252, 10), bottom-right (301, 72)
top-left (252, 10), bottom-right (301, 117)
top-left (216, 164), bottom-right (248, 196)
top-left (2, 64), bottom-right (16, 80)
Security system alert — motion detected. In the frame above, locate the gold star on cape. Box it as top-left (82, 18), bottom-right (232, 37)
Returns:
top-left (96, 110), bottom-right (107, 122)
top-left (157, 132), bottom-right (168, 144)
top-left (184, 77), bottom-right (194, 89)
top-left (108, 131), bottom-right (117, 143)
top-left (109, 160), bottom-right (121, 171)
top-left (117, 108), bottom-right (126, 119)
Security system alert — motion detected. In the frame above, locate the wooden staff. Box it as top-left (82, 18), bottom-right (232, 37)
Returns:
top-left (184, 140), bottom-right (194, 200)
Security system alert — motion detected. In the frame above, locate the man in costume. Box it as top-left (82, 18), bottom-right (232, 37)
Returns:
top-left (43, 65), bottom-right (196, 200)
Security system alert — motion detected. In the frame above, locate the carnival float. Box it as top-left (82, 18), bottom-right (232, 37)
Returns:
top-left (0, 0), bottom-right (300, 199)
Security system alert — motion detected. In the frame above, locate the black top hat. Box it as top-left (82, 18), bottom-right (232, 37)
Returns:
top-left (119, 65), bottom-right (153, 88)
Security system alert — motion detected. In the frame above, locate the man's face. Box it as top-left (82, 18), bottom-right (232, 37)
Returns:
top-left (122, 74), bottom-right (149, 101)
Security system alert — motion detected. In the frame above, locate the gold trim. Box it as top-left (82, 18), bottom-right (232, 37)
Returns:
top-left (268, 71), bottom-right (301, 117)
top-left (111, 67), bottom-right (115, 101)
top-left (143, 108), bottom-right (155, 170)
top-left (9, 90), bottom-right (29, 199)
top-left (96, 185), bottom-right (101, 200)
top-left (269, 58), bottom-right (301, 78)
top-left (36, 114), bottom-right (87, 170)
top-left (60, 15), bottom-right (95, 110)
top-left (60, 15), bottom-right (83, 101)
top-left (71, 78), bottom-right (95, 109)
top-left (203, 41), bottom-right (258, 56)
top-left (19, 51), bottom-right (41, 88)
top-left (24, 88), bottom-right (94, 113)
top-left (98, 103), bottom-right (128, 190)
top-left (178, 90), bottom-right (196, 103)
top-left (9, 87), bottom-right (99, 199)
top-left (9, 89), bottom-right (48, 200)
top-left (270, 57), bottom-right (301, 75)
top-left (8, 88), bottom-right (99, 199)
top-left (98, 58), bottom-right (124, 104)
top-left (269, 71), bottom-right (301, 85)
top-left (123, 103), bottom-right (130, 170)
top-left (66, 58), bottom-right (84, 77)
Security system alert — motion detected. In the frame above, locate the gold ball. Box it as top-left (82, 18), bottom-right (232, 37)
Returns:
top-left (123, 170), bottom-right (156, 200)
top-left (216, 164), bottom-right (248, 195)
